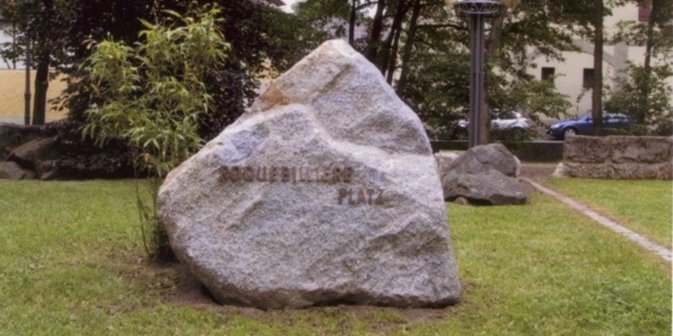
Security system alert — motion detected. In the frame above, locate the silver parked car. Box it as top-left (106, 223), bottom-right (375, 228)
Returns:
top-left (454, 110), bottom-right (530, 138)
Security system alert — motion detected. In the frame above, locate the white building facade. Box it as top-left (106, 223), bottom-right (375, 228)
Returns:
top-left (526, 2), bottom-right (673, 116)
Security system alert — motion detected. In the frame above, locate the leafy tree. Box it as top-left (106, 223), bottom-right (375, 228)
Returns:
top-left (481, 0), bottom-right (577, 142)
top-left (545, 0), bottom-right (652, 135)
top-left (1, 0), bottom-right (307, 259)
top-left (401, 51), bottom-right (470, 138)
top-left (295, 0), bottom-right (578, 141)
top-left (399, 1), bottom-right (578, 139)
top-left (195, 0), bottom-right (319, 140)
top-left (491, 77), bottom-right (571, 123)
top-left (1, 0), bottom-right (310, 138)
top-left (606, 64), bottom-right (672, 133)
top-left (613, 0), bottom-right (673, 128)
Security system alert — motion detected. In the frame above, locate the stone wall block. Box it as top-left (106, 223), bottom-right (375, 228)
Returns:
top-left (611, 162), bottom-right (673, 180)
top-left (563, 136), bottom-right (610, 163)
top-left (559, 135), bottom-right (672, 180)
top-left (609, 136), bottom-right (672, 164)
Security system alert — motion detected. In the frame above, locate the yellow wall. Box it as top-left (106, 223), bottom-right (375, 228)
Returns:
top-left (0, 70), bottom-right (69, 123)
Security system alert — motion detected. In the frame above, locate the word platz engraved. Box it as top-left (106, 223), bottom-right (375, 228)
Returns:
top-left (338, 188), bottom-right (384, 206)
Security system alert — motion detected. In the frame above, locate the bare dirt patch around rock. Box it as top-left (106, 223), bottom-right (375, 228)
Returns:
top-left (152, 260), bottom-right (454, 329)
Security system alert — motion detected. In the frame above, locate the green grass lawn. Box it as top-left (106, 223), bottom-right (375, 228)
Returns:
top-left (547, 178), bottom-right (672, 249)
top-left (0, 180), bottom-right (670, 335)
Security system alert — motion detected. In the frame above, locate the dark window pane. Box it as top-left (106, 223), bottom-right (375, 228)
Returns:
top-left (639, 1), bottom-right (651, 22)
top-left (542, 67), bottom-right (555, 83)
top-left (583, 68), bottom-right (594, 88)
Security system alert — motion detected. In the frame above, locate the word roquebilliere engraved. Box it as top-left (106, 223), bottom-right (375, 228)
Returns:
top-left (218, 165), bottom-right (354, 183)
top-left (218, 165), bottom-right (384, 206)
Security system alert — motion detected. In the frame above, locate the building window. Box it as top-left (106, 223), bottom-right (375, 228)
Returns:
top-left (583, 68), bottom-right (594, 88)
top-left (541, 67), bottom-right (555, 83)
top-left (638, 1), bottom-right (651, 22)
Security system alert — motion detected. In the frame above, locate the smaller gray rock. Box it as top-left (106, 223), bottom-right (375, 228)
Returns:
top-left (5, 135), bottom-right (136, 180)
top-left (0, 161), bottom-right (35, 180)
top-left (434, 151), bottom-right (463, 181)
top-left (39, 153), bottom-right (135, 181)
top-left (7, 137), bottom-right (58, 171)
top-left (0, 122), bottom-right (53, 159)
top-left (552, 162), bottom-right (566, 178)
top-left (443, 169), bottom-right (528, 205)
top-left (447, 143), bottom-right (520, 177)
top-left (453, 196), bottom-right (471, 206)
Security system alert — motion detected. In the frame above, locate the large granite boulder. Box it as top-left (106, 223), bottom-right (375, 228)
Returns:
top-left (158, 40), bottom-right (462, 309)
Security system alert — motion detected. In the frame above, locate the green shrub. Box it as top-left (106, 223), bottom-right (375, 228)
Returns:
top-left (81, 5), bottom-right (228, 261)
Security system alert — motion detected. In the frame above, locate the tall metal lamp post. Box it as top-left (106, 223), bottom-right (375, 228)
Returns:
top-left (452, 0), bottom-right (502, 148)
top-left (23, 0), bottom-right (35, 126)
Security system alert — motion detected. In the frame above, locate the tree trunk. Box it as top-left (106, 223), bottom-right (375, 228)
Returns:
top-left (385, 25), bottom-right (402, 83)
top-left (640, 0), bottom-right (658, 124)
top-left (643, 2), bottom-right (655, 76)
top-left (349, 0), bottom-right (357, 45)
top-left (379, 0), bottom-right (409, 73)
top-left (366, 0), bottom-right (386, 63)
top-left (32, 0), bottom-right (55, 125)
top-left (396, 0), bottom-right (421, 94)
top-left (11, 21), bottom-right (17, 69)
top-left (486, 7), bottom-right (506, 60)
top-left (481, 5), bottom-right (507, 145)
top-left (591, 0), bottom-right (604, 135)
top-left (32, 52), bottom-right (49, 125)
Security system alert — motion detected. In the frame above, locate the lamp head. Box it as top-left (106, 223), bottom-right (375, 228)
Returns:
top-left (453, 0), bottom-right (503, 17)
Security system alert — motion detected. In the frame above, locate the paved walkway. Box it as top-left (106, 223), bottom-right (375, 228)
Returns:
top-left (523, 178), bottom-right (673, 263)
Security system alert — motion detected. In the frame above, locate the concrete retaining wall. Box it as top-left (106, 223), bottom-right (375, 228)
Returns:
top-left (431, 140), bottom-right (564, 162)
top-left (556, 136), bottom-right (672, 180)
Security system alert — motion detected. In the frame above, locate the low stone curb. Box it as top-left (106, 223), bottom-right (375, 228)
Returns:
top-left (523, 178), bottom-right (672, 263)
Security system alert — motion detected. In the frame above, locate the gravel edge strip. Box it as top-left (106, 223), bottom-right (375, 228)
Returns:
top-left (523, 177), bottom-right (672, 263)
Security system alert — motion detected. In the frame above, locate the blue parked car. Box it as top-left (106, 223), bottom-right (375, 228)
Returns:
top-left (547, 113), bottom-right (631, 140)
